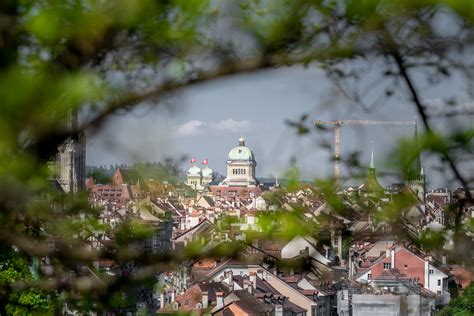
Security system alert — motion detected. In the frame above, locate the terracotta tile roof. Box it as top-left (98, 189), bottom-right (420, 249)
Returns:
top-left (197, 282), bottom-right (229, 302)
top-left (450, 265), bottom-right (474, 289)
top-left (375, 268), bottom-right (408, 280)
top-left (231, 290), bottom-right (273, 314)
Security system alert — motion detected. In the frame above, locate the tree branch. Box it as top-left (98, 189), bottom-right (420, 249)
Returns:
top-left (390, 47), bottom-right (472, 198)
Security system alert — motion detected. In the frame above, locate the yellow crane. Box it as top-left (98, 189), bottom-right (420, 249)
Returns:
top-left (314, 119), bottom-right (417, 188)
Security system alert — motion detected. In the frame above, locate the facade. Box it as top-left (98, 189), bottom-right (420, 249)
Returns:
top-left (354, 246), bottom-right (449, 300)
top-left (337, 289), bottom-right (435, 316)
top-left (186, 159), bottom-right (214, 191)
top-left (209, 137), bottom-right (263, 201)
top-left (56, 109), bottom-right (86, 193)
top-left (186, 165), bottom-right (203, 191)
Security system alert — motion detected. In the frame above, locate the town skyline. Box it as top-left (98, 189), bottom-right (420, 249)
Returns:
top-left (86, 65), bottom-right (471, 189)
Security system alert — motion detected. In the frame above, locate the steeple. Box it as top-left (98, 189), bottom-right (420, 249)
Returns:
top-left (406, 124), bottom-right (425, 201)
top-left (360, 143), bottom-right (383, 194)
top-left (410, 124), bottom-right (422, 177)
top-left (370, 142), bottom-right (375, 170)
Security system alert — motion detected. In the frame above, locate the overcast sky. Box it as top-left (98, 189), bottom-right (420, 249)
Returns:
top-left (86, 63), bottom-right (472, 189)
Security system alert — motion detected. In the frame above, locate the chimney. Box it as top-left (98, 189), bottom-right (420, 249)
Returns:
top-left (274, 304), bottom-right (283, 316)
top-left (386, 248), bottom-right (390, 258)
top-left (216, 292), bottom-right (224, 309)
top-left (227, 270), bottom-right (233, 287)
top-left (249, 272), bottom-right (257, 289)
top-left (170, 290), bottom-right (176, 303)
top-left (244, 280), bottom-right (253, 294)
top-left (391, 249), bottom-right (395, 268)
top-left (201, 291), bottom-right (208, 309)
top-left (160, 292), bottom-right (165, 309)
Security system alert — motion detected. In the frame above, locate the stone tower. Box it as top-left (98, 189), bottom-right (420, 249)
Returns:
top-left (56, 108), bottom-right (86, 193)
top-left (406, 125), bottom-right (425, 201)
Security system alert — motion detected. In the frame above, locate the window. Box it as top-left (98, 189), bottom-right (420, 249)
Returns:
top-left (383, 263), bottom-right (391, 270)
top-left (404, 264), bottom-right (408, 269)
top-left (429, 269), bottom-right (434, 274)
top-left (367, 273), bottom-right (372, 280)
top-left (438, 279), bottom-right (441, 286)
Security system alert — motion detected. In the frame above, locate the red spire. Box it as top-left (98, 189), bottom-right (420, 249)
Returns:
top-left (203, 158), bottom-right (208, 165)
top-left (190, 157), bottom-right (197, 164)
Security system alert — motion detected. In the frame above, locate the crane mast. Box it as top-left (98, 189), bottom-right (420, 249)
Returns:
top-left (314, 119), bottom-right (417, 189)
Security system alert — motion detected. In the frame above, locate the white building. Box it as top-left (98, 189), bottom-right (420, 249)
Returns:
top-left (219, 137), bottom-right (258, 187)
top-left (187, 165), bottom-right (203, 191)
top-left (186, 161), bottom-right (214, 191)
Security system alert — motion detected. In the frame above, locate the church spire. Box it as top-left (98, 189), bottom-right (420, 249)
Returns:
top-left (413, 124), bottom-right (421, 172)
top-left (360, 142), bottom-right (383, 194)
top-left (408, 124), bottom-right (422, 180)
top-left (370, 142), bottom-right (375, 170)
top-left (406, 123), bottom-right (426, 202)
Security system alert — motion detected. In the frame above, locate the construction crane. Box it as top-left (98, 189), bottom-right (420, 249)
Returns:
top-left (314, 119), bottom-right (417, 188)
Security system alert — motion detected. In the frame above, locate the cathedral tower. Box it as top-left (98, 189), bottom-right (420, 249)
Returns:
top-left (56, 108), bottom-right (86, 193)
top-left (406, 125), bottom-right (425, 201)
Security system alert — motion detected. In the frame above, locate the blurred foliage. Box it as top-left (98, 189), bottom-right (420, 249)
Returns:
top-left (133, 161), bottom-right (182, 183)
top-left (437, 282), bottom-right (474, 316)
top-left (0, 247), bottom-right (53, 314)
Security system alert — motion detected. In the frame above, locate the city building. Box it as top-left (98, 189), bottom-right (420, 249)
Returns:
top-left (354, 244), bottom-right (450, 304)
top-left (210, 137), bottom-right (263, 201)
top-left (219, 137), bottom-right (258, 187)
top-left (186, 158), bottom-right (214, 191)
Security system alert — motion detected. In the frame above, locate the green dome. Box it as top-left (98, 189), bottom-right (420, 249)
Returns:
top-left (188, 165), bottom-right (201, 176)
top-left (202, 166), bottom-right (213, 177)
top-left (228, 146), bottom-right (255, 161)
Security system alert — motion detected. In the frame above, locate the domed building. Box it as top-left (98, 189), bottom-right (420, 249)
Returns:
top-left (186, 165), bottom-right (202, 190)
top-left (186, 158), bottom-right (215, 191)
top-left (201, 165), bottom-right (214, 186)
top-left (219, 137), bottom-right (258, 187)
